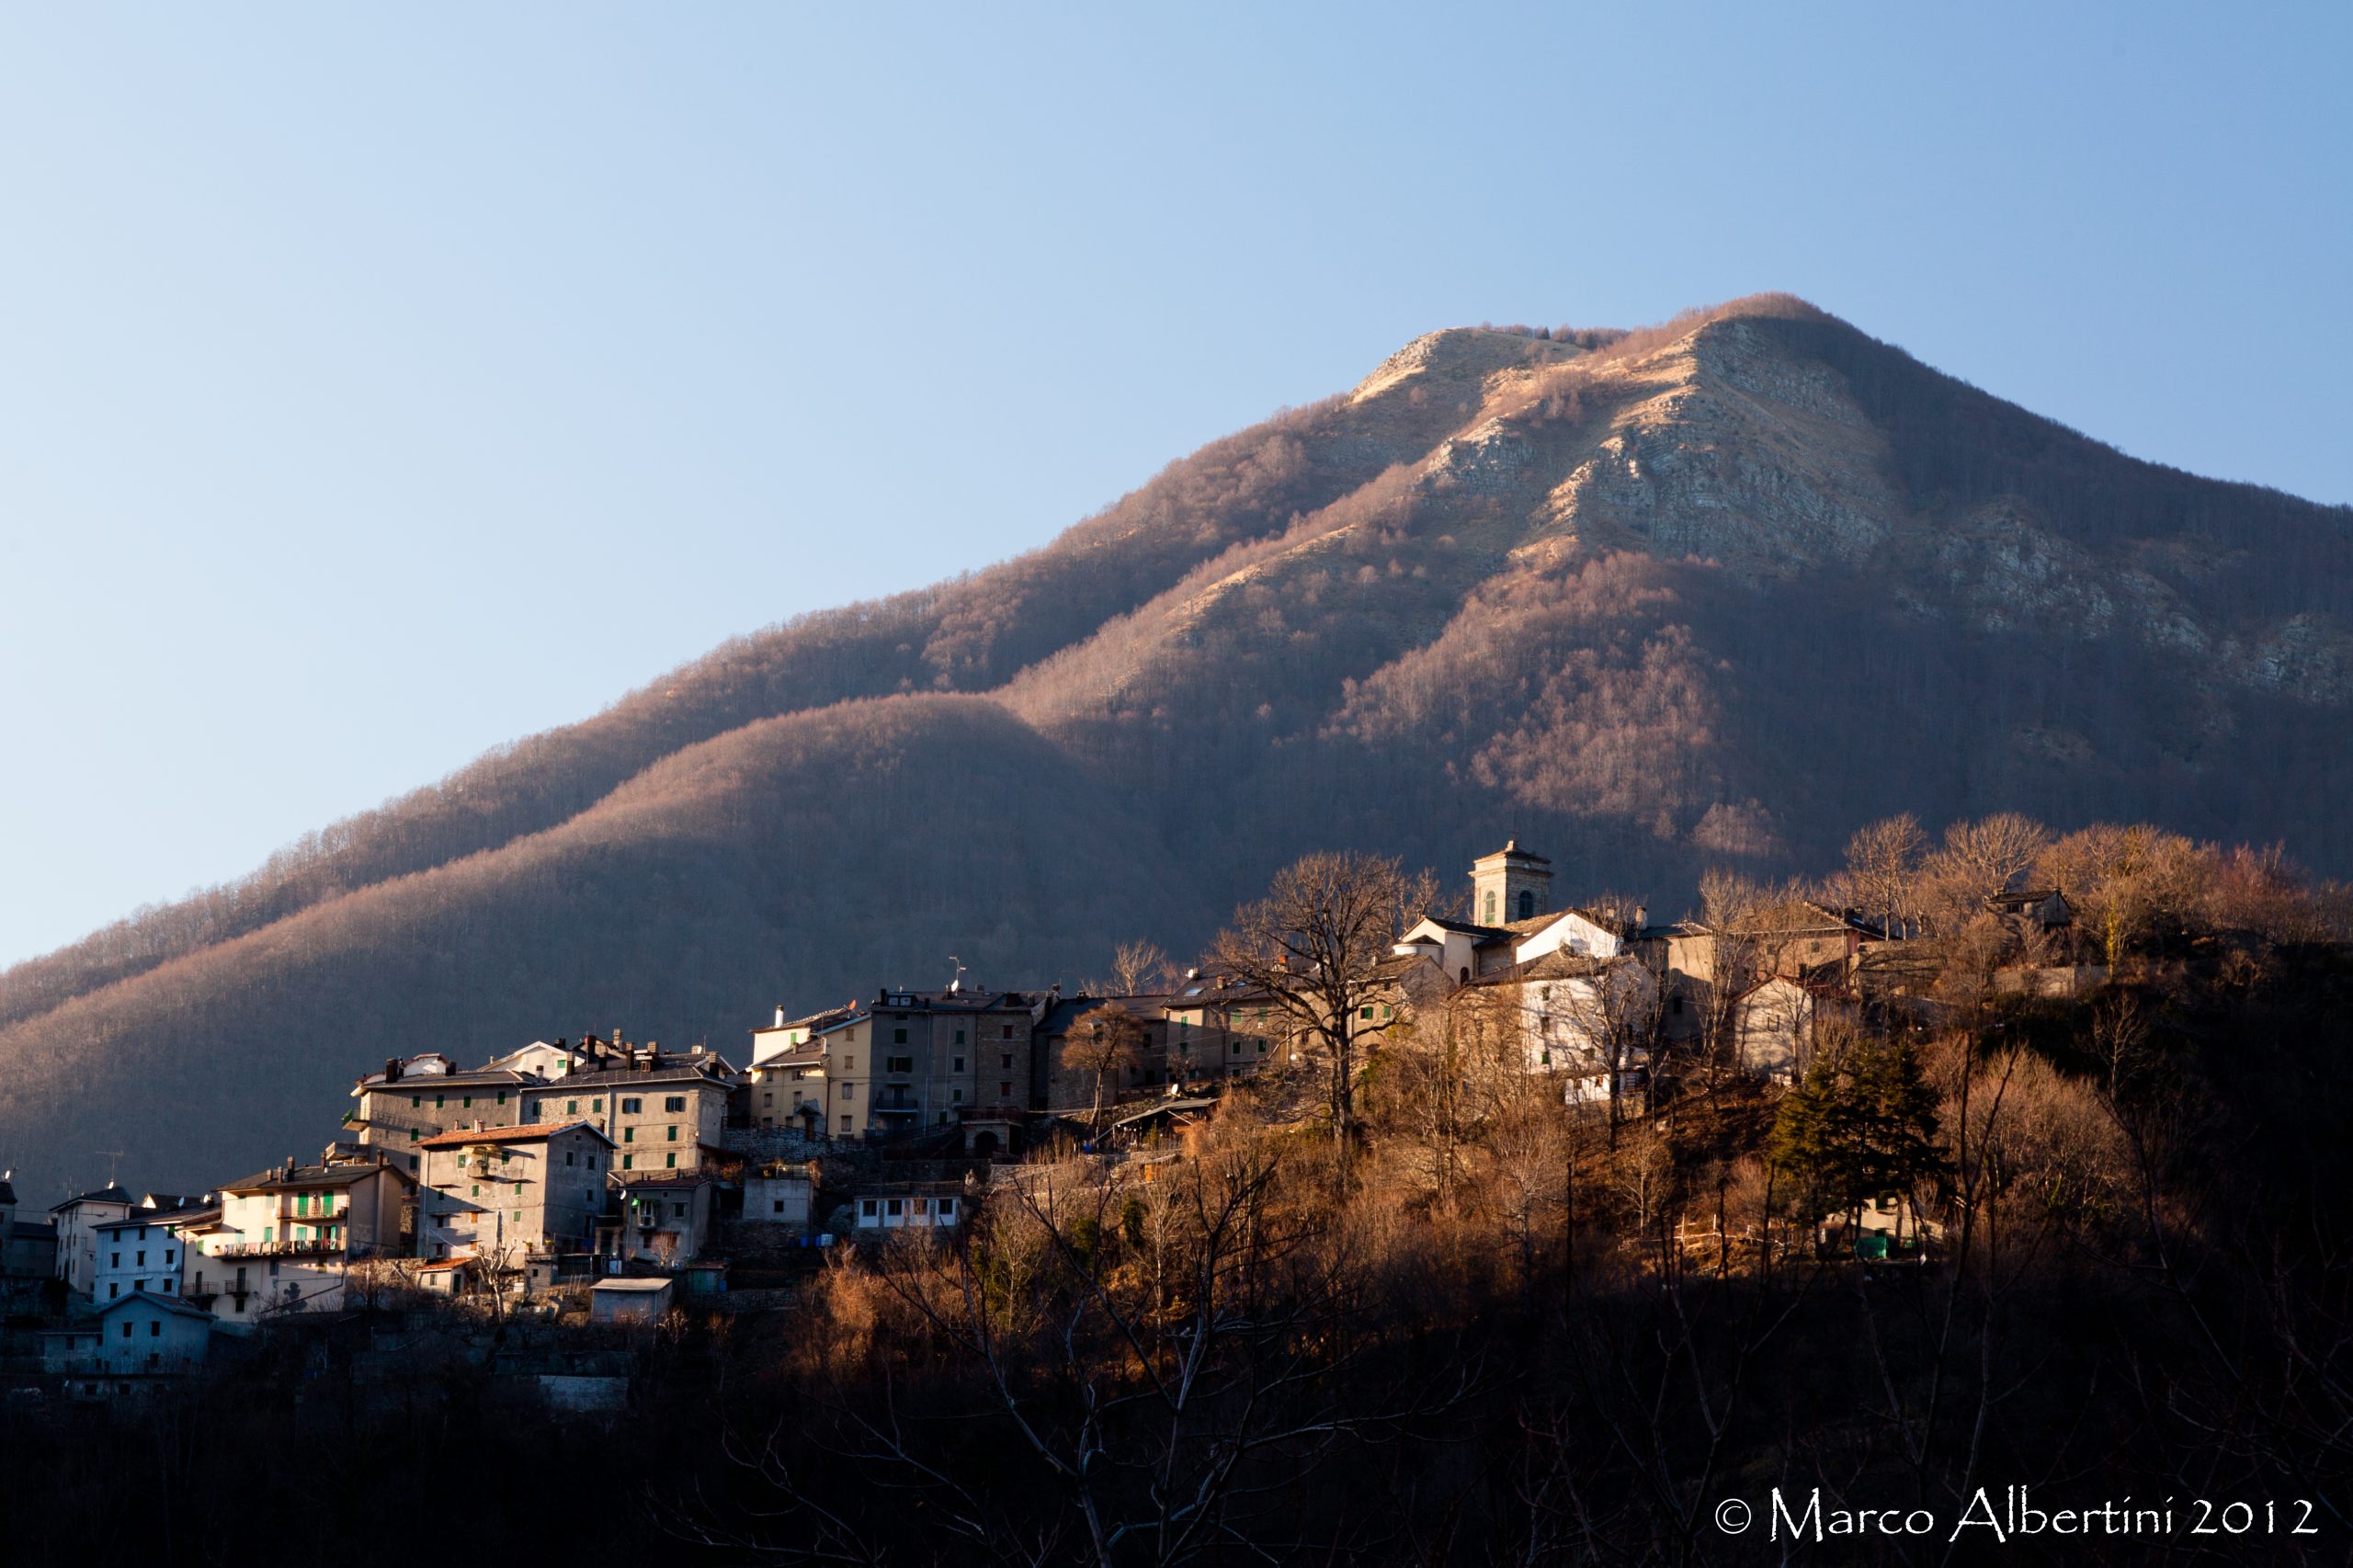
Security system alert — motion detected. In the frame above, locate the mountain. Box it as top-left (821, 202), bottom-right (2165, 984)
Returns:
top-left (5, 292), bottom-right (2349, 1191)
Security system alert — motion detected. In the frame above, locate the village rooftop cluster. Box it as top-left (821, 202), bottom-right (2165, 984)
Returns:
top-left (0, 841), bottom-right (2079, 1402)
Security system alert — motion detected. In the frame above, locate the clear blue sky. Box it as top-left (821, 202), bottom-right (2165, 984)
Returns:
top-left (2, 4), bottom-right (2347, 967)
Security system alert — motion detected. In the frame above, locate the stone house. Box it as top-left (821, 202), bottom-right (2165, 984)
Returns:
top-left (192, 1151), bottom-right (415, 1326)
top-left (774, 987), bottom-right (1051, 1144)
top-left (613, 1174), bottom-right (716, 1267)
top-left (1162, 976), bottom-right (1284, 1084)
top-left (1034, 995), bottom-right (1175, 1113)
top-left (743, 1164), bottom-right (817, 1228)
top-left (414, 1120), bottom-right (615, 1264)
top-left (1447, 950), bottom-right (1659, 1104)
top-left (89, 1200), bottom-right (212, 1303)
top-left (347, 1054), bottom-right (538, 1172)
top-left (517, 1050), bottom-right (739, 1176)
top-left (44, 1291), bottom-right (215, 1379)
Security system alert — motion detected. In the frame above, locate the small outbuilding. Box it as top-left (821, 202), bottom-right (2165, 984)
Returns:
top-left (589, 1277), bottom-right (674, 1324)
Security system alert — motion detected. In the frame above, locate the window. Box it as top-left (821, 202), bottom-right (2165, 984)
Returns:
top-left (119, 1322), bottom-right (131, 1338)
top-left (567, 1098), bottom-right (579, 1114)
top-left (666, 1125), bottom-right (678, 1141)
top-left (262, 1228), bottom-right (272, 1244)
top-left (136, 1250), bottom-right (145, 1266)
top-left (951, 1055), bottom-right (965, 1073)
top-left (840, 1116), bottom-right (853, 1133)
top-left (462, 1096), bottom-right (473, 1108)
top-left (999, 1083), bottom-right (1012, 1098)
top-left (496, 1090), bottom-right (507, 1105)
top-left (773, 1199), bottom-right (785, 1214)
top-left (1000, 1025), bottom-right (1014, 1040)
top-left (951, 1088), bottom-right (964, 1103)
top-left (435, 1094), bottom-right (446, 1108)
top-left (673, 1201), bottom-right (687, 1218)
top-left (841, 1084), bottom-right (855, 1101)
top-left (842, 1055), bottom-right (854, 1072)
top-left (109, 1282), bottom-right (119, 1299)
top-left (953, 1028), bottom-right (965, 1045)
top-left (621, 1097), bottom-right (642, 1115)
top-left (592, 1098), bottom-right (603, 1112)
top-left (665, 1095), bottom-right (686, 1112)
top-left (471, 1185), bottom-right (480, 1198)
top-left (165, 1249), bottom-right (174, 1266)
top-left (999, 1053), bottom-right (1013, 1069)
top-left (411, 1095), bottom-right (422, 1108)
top-left (860, 1199), bottom-right (878, 1218)
top-left (1518, 890), bottom-right (1536, 920)
top-left (566, 1152), bottom-right (576, 1166)
top-left (1358, 1005), bottom-right (1373, 1019)
top-left (665, 1153), bottom-right (677, 1168)
top-left (938, 1198), bottom-right (956, 1220)
top-left (624, 1128), bottom-right (634, 1142)
top-left (892, 1028), bottom-right (908, 1045)
top-left (111, 1252), bottom-right (120, 1267)
top-left (409, 1129), bottom-right (421, 1142)
top-left (513, 1183), bottom-right (523, 1196)
top-left (886, 1055), bottom-right (913, 1074)
top-left (886, 1199), bottom-right (903, 1217)
top-left (622, 1155), bottom-right (633, 1171)
top-left (150, 1320), bottom-right (161, 1337)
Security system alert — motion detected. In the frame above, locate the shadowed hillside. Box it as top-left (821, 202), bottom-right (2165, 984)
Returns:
top-left (5, 294), bottom-right (2350, 1189)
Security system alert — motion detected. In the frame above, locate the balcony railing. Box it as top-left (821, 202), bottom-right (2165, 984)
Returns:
top-left (211, 1237), bottom-right (357, 1260)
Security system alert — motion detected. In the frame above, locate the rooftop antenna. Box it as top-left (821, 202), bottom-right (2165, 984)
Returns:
top-left (94, 1149), bottom-right (127, 1187)
top-left (946, 955), bottom-right (967, 994)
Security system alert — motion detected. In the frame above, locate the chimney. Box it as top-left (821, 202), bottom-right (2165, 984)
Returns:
top-left (774, 1006), bottom-right (786, 1027)
top-left (1634, 904), bottom-right (1648, 929)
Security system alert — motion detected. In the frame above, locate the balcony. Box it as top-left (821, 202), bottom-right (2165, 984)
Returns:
top-left (212, 1237), bottom-right (354, 1261)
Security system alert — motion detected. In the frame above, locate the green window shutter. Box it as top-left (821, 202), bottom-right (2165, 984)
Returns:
top-left (665, 1153), bottom-right (676, 1168)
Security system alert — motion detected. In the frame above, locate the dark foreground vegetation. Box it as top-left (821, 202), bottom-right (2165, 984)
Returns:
top-left (11, 820), bottom-right (2352, 1566)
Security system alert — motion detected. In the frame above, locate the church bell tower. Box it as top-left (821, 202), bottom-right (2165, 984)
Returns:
top-left (1471, 840), bottom-right (1552, 927)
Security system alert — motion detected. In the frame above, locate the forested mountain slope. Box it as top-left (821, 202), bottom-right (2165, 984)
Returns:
top-left (5, 294), bottom-right (2348, 1187)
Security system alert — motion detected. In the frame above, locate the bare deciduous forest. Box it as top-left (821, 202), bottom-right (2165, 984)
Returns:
top-left (3, 295), bottom-right (2350, 1186)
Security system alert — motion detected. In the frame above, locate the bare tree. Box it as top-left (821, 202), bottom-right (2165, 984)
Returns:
top-left (1205, 852), bottom-right (1434, 1156)
top-left (1844, 812), bottom-right (1925, 937)
top-left (1061, 1003), bottom-right (1147, 1132)
top-left (1110, 940), bottom-right (1171, 998)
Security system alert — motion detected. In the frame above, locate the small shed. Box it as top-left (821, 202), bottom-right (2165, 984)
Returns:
top-left (589, 1277), bottom-right (674, 1324)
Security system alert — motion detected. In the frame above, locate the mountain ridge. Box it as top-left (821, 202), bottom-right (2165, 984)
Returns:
top-left (5, 292), bottom-right (2349, 1189)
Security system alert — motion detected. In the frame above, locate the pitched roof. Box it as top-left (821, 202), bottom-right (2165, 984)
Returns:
top-left (1408, 915), bottom-right (1507, 938)
top-left (51, 1185), bottom-right (134, 1214)
top-left (357, 1067), bottom-right (537, 1093)
top-left (522, 1063), bottom-right (737, 1091)
top-left (96, 1290), bottom-right (217, 1324)
top-left (1459, 950), bottom-right (1614, 987)
top-left (221, 1162), bottom-right (415, 1195)
top-left (97, 1204), bottom-right (215, 1233)
top-left (414, 1119), bottom-right (613, 1151)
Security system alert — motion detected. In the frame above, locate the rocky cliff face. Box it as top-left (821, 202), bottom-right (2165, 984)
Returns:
top-left (4, 294), bottom-right (2348, 1186)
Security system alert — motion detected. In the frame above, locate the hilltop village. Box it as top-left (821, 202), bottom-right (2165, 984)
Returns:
top-left (0, 834), bottom-right (2117, 1403)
